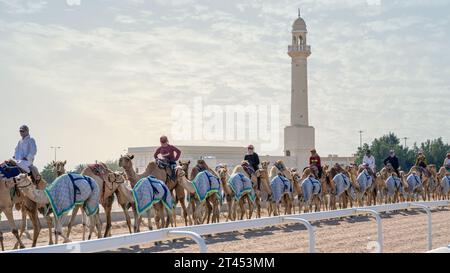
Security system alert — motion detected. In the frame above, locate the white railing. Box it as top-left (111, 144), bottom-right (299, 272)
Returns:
top-left (3, 200), bottom-right (449, 253)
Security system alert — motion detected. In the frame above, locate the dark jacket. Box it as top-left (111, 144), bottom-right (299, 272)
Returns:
top-left (383, 155), bottom-right (399, 170)
top-left (244, 153), bottom-right (260, 171)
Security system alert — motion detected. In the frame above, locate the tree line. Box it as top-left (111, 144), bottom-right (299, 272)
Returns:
top-left (354, 132), bottom-right (449, 171)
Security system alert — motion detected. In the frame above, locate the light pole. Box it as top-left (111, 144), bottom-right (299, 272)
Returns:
top-left (358, 130), bottom-right (364, 149)
top-left (50, 146), bottom-right (62, 161)
top-left (403, 137), bottom-right (408, 148)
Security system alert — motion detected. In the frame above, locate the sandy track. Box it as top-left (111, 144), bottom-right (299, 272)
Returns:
top-left (2, 208), bottom-right (450, 253)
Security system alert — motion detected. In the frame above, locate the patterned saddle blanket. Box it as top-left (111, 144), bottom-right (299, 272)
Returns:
top-left (132, 176), bottom-right (174, 215)
top-left (406, 173), bottom-right (422, 191)
top-left (45, 173), bottom-right (99, 219)
top-left (191, 171), bottom-right (221, 203)
top-left (228, 173), bottom-right (256, 202)
top-left (270, 175), bottom-right (293, 203)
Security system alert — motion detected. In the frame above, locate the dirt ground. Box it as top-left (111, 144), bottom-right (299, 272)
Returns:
top-left (2, 207), bottom-right (450, 253)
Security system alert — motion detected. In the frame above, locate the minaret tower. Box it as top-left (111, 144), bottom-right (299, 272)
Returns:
top-left (284, 10), bottom-right (315, 168)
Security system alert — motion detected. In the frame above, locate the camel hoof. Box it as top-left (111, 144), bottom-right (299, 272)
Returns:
top-left (19, 244), bottom-right (26, 249)
top-left (63, 239), bottom-right (72, 244)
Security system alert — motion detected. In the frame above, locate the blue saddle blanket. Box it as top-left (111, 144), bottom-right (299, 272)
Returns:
top-left (228, 173), bottom-right (256, 202)
top-left (191, 171), bottom-right (221, 203)
top-left (132, 176), bottom-right (174, 215)
top-left (0, 164), bottom-right (21, 179)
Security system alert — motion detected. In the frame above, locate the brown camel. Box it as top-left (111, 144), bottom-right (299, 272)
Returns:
top-left (267, 161), bottom-right (293, 216)
top-left (65, 164), bottom-right (132, 239)
top-left (115, 177), bottom-right (168, 232)
top-left (188, 160), bottom-right (221, 225)
top-left (0, 175), bottom-right (27, 250)
top-left (230, 163), bottom-right (257, 220)
top-left (119, 155), bottom-right (182, 227)
top-left (51, 160), bottom-right (66, 177)
top-left (13, 174), bottom-right (102, 245)
top-left (178, 165), bottom-right (220, 224)
top-left (216, 165), bottom-right (235, 221)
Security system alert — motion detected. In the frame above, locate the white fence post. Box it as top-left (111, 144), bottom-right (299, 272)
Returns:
top-left (355, 208), bottom-right (383, 253)
top-left (168, 230), bottom-right (208, 253)
top-left (409, 203), bottom-right (432, 251)
top-left (282, 217), bottom-right (315, 253)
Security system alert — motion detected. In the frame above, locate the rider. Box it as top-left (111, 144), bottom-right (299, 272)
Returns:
top-left (362, 149), bottom-right (376, 176)
top-left (383, 150), bottom-right (400, 177)
top-left (444, 152), bottom-right (450, 173)
top-left (153, 136), bottom-right (181, 180)
top-left (12, 125), bottom-right (39, 179)
top-left (244, 144), bottom-right (260, 172)
top-left (309, 149), bottom-right (322, 179)
top-left (415, 150), bottom-right (429, 178)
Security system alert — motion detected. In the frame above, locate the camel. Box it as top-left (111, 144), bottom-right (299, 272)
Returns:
top-left (437, 166), bottom-right (450, 200)
top-left (13, 173), bottom-right (102, 244)
top-left (267, 161), bottom-right (293, 216)
top-left (229, 163), bottom-right (257, 220)
top-left (402, 168), bottom-right (425, 201)
top-left (327, 165), bottom-right (357, 210)
top-left (65, 164), bottom-right (131, 239)
top-left (216, 165), bottom-right (235, 221)
top-left (0, 175), bottom-right (27, 250)
top-left (290, 169), bottom-right (304, 213)
top-left (384, 173), bottom-right (406, 204)
top-left (119, 155), bottom-right (181, 227)
top-left (116, 176), bottom-right (172, 232)
top-left (51, 160), bottom-right (67, 177)
top-left (299, 168), bottom-right (323, 213)
top-left (177, 165), bottom-right (220, 224)
top-left (354, 166), bottom-right (377, 206)
top-left (188, 160), bottom-right (221, 225)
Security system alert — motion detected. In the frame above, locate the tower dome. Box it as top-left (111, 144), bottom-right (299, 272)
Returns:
top-left (292, 17), bottom-right (307, 31)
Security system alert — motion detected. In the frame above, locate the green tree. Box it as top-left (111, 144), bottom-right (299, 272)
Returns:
top-left (41, 163), bottom-right (57, 183)
top-left (354, 133), bottom-right (449, 171)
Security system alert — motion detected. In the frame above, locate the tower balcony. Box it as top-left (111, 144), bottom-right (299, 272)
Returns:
top-left (288, 45), bottom-right (311, 56)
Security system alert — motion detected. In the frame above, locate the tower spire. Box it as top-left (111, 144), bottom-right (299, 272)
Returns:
top-left (298, 8), bottom-right (301, 18)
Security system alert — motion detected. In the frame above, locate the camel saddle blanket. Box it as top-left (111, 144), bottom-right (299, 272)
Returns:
top-left (132, 176), bottom-right (174, 215)
top-left (406, 173), bottom-right (422, 191)
top-left (45, 173), bottom-right (99, 219)
top-left (385, 176), bottom-right (403, 196)
top-left (0, 163), bottom-right (21, 179)
top-left (441, 176), bottom-right (450, 194)
top-left (356, 170), bottom-right (373, 192)
top-left (191, 171), bottom-right (221, 203)
top-left (228, 173), bottom-right (256, 203)
top-left (88, 163), bottom-right (109, 181)
top-left (270, 175), bottom-right (293, 203)
top-left (333, 173), bottom-right (353, 197)
top-left (301, 177), bottom-right (322, 203)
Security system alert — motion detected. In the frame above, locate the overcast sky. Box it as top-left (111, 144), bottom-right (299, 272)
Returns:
top-left (0, 0), bottom-right (449, 170)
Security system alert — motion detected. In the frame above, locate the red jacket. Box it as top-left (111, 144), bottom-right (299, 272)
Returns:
top-left (309, 155), bottom-right (321, 167)
top-left (154, 145), bottom-right (181, 161)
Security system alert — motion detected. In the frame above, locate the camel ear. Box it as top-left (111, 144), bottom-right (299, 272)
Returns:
top-left (63, 160), bottom-right (67, 165)
top-left (130, 155), bottom-right (135, 160)
top-left (188, 160), bottom-right (190, 164)
top-left (51, 160), bottom-right (55, 166)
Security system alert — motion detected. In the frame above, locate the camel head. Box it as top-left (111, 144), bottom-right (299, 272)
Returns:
top-left (51, 160), bottom-right (66, 175)
top-left (261, 161), bottom-right (270, 170)
top-left (107, 171), bottom-right (126, 184)
top-left (119, 154), bottom-right (134, 169)
top-left (174, 166), bottom-right (187, 181)
top-left (14, 173), bottom-right (33, 188)
top-left (216, 166), bottom-right (229, 180)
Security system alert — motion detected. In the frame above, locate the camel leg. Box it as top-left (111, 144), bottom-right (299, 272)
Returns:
top-left (247, 196), bottom-right (253, 219)
top-left (239, 199), bottom-right (245, 220)
top-left (27, 209), bottom-right (41, 247)
top-left (146, 209), bottom-right (153, 231)
top-left (179, 198), bottom-right (189, 227)
top-left (4, 209), bottom-right (25, 249)
top-left (95, 213), bottom-right (102, 239)
top-left (120, 204), bottom-right (132, 234)
top-left (205, 199), bottom-right (212, 224)
top-left (66, 205), bottom-right (80, 238)
top-left (256, 197), bottom-right (261, 218)
top-left (102, 199), bottom-right (113, 238)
